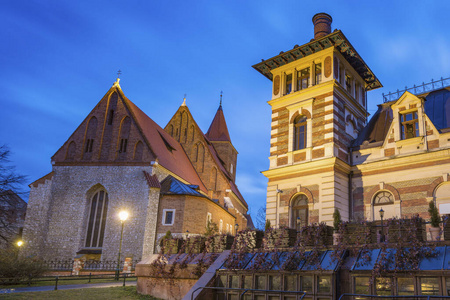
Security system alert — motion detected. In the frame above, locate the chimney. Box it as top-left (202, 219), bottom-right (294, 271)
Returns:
top-left (312, 13), bottom-right (332, 39)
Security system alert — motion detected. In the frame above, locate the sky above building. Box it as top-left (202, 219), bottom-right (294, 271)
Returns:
top-left (1, 0), bottom-right (449, 221)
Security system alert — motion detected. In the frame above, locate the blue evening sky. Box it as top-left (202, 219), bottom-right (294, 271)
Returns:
top-left (1, 1), bottom-right (449, 219)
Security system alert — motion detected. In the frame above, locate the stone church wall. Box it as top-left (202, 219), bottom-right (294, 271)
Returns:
top-left (25, 165), bottom-right (155, 261)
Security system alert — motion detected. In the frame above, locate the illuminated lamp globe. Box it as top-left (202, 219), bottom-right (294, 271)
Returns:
top-left (17, 240), bottom-right (23, 247)
top-left (119, 211), bottom-right (129, 222)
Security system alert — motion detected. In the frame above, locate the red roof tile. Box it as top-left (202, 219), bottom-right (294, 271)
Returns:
top-left (205, 105), bottom-right (231, 142)
top-left (143, 171), bottom-right (161, 188)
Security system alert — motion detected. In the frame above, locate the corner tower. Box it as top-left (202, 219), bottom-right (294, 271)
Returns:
top-left (254, 13), bottom-right (382, 227)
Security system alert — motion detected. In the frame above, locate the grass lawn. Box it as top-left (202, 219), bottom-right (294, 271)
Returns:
top-left (0, 286), bottom-right (160, 299)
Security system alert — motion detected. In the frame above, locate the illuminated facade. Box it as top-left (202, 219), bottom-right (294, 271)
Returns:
top-left (22, 81), bottom-right (249, 261)
top-left (255, 13), bottom-right (450, 227)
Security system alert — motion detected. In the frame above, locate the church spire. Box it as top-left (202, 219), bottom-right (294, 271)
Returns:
top-left (205, 93), bottom-right (231, 142)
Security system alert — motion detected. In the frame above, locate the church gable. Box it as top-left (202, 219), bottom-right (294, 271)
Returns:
top-left (52, 86), bottom-right (155, 165)
top-left (164, 105), bottom-right (247, 210)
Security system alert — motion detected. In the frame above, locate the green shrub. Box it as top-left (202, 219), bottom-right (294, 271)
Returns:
top-left (428, 201), bottom-right (440, 227)
top-left (264, 219), bottom-right (271, 231)
top-left (333, 208), bottom-right (341, 231)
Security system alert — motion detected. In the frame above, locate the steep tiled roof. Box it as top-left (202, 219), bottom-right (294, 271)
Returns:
top-left (116, 87), bottom-right (207, 193)
top-left (160, 175), bottom-right (206, 198)
top-left (352, 103), bottom-right (393, 148)
top-left (206, 105), bottom-right (231, 142)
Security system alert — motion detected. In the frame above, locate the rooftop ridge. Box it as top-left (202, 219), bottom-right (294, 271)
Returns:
top-left (383, 76), bottom-right (450, 102)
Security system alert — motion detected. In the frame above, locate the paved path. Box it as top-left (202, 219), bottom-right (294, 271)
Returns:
top-left (0, 280), bottom-right (137, 294)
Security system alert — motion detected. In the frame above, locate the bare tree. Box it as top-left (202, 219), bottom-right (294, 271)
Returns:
top-left (0, 145), bottom-right (27, 248)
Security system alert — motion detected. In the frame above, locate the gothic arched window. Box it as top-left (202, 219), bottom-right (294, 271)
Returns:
top-left (291, 194), bottom-right (308, 229)
top-left (293, 116), bottom-right (307, 151)
top-left (85, 190), bottom-right (109, 248)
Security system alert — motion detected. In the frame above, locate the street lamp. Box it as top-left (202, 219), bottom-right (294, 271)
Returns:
top-left (17, 240), bottom-right (23, 248)
top-left (297, 217), bottom-right (302, 229)
top-left (115, 211), bottom-right (128, 280)
top-left (235, 223), bottom-right (239, 235)
top-left (379, 208), bottom-right (385, 243)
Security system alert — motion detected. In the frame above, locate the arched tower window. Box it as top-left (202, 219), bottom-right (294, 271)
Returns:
top-left (65, 141), bottom-right (76, 161)
top-left (133, 141), bottom-right (144, 161)
top-left (83, 116), bottom-right (98, 160)
top-left (197, 143), bottom-right (205, 172)
top-left (372, 191), bottom-right (394, 220)
top-left (118, 116), bottom-right (131, 160)
top-left (293, 116), bottom-right (307, 150)
top-left (291, 194), bottom-right (308, 229)
top-left (85, 190), bottom-right (109, 248)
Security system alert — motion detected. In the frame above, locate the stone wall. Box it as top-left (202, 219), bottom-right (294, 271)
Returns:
top-left (23, 165), bottom-right (155, 261)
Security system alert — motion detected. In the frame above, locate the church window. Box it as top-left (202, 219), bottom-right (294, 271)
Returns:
top-left (66, 141), bottom-right (76, 160)
top-left (291, 194), bottom-right (308, 229)
top-left (83, 116), bottom-right (98, 159)
top-left (162, 209), bottom-right (175, 226)
top-left (108, 109), bottom-right (114, 125)
top-left (118, 117), bottom-right (131, 159)
top-left (85, 190), bottom-right (109, 248)
top-left (315, 63), bottom-right (322, 85)
top-left (133, 141), bottom-right (144, 161)
top-left (230, 163), bottom-right (234, 175)
top-left (119, 138), bottom-right (128, 153)
top-left (400, 111), bottom-right (419, 139)
top-left (297, 67), bottom-right (310, 90)
top-left (373, 191), bottom-right (394, 205)
top-left (85, 139), bottom-right (94, 153)
top-left (285, 73), bottom-right (292, 94)
top-left (293, 116), bottom-right (307, 150)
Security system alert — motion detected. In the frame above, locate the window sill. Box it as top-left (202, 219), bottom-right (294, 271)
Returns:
top-left (395, 136), bottom-right (422, 147)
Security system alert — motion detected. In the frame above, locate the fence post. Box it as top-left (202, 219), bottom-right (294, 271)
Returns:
top-left (123, 273), bottom-right (127, 287)
top-left (89, 272), bottom-right (91, 283)
top-left (54, 276), bottom-right (59, 291)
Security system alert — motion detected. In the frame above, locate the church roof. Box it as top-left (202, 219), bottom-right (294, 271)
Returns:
top-left (206, 105), bottom-right (232, 142)
top-left (160, 175), bottom-right (206, 198)
top-left (116, 87), bottom-right (208, 193)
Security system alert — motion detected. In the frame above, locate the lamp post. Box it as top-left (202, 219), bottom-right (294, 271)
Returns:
top-left (235, 223), bottom-right (239, 235)
top-left (16, 240), bottom-right (23, 259)
top-left (296, 217), bottom-right (301, 231)
top-left (379, 208), bottom-right (385, 243)
top-left (115, 211), bottom-right (128, 280)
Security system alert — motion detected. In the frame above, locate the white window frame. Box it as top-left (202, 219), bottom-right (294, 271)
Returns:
top-left (162, 209), bottom-right (175, 226)
top-left (206, 212), bottom-right (212, 226)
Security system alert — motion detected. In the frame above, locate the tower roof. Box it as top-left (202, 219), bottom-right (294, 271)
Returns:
top-left (206, 105), bottom-right (232, 142)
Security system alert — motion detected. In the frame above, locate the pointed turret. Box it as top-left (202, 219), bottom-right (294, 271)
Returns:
top-left (205, 99), bottom-right (238, 182)
top-left (205, 104), bottom-right (231, 142)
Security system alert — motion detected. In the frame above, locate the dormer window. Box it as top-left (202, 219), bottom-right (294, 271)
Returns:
top-left (297, 68), bottom-right (310, 90)
top-left (293, 116), bottom-right (307, 150)
top-left (400, 111), bottom-right (419, 139)
top-left (315, 63), bottom-right (322, 85)
top-left (285, 73), bottom-right (292, 94)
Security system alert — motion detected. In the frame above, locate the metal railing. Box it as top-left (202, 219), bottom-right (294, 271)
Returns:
top-left (383, 77), bottom-right (450, 102)
top-left (190, 286), bottom-right (306, 300)
top-left (38, 259), bottom-right (139, 271)
top-left (339, 294), bottom-right (450, 300)
top-left (0, 273), bottom-right (135, 291)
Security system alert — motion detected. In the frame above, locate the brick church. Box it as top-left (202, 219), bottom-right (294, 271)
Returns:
top-left (255, 13), bottom-right (450, 229)
top-left (22, 79), bottom-right (249, 261)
